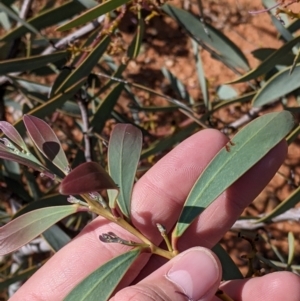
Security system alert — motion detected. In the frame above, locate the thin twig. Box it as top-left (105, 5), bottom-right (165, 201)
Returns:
top-left (76, 87), bottom-right (92, 162)
top-left (18, 0), bottom-right (33, 22)
top-left (95, 72), bottom-right (209, 129)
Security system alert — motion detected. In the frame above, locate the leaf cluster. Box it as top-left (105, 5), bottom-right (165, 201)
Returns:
top-left (0, 0), bottom-right (300, 300)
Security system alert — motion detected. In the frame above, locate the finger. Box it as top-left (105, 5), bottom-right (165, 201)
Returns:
top-left (10, 129), bottom-right (227, 301)
top-left (10, 130), bottom-right (287, 300)
top-left (218, 271), bottom-right (300, 301)
top-left (111, 247), bottom-right (222, 301)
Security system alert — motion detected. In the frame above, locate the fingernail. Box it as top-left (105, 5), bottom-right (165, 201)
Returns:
top-left (166, 248), bottom-right (219, 300)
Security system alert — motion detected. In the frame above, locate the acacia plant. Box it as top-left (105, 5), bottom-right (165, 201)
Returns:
top-left (0, 111), bottom-right (295, 300)
top-left (1, 0), bottom-right (300, 300)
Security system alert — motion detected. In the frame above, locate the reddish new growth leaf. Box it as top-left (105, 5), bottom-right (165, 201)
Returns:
top-left (0, 205), bottom-right (78, 256)
top-left (23, 115), bottom-right (69, 172)
top-left (59, 162), bottom-right (118, 195)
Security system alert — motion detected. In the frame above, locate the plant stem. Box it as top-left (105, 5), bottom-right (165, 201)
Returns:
top-left (81, 194), bottom-right (178, 260)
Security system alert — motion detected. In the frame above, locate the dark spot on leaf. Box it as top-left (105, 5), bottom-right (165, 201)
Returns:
top-left (42, 141), bottom-right (60, 161)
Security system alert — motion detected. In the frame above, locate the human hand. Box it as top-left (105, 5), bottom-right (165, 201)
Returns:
top-left (10, 129), bottom-right (300, 301)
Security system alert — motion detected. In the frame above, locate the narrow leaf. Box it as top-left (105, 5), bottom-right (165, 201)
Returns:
top-left (228, 35), bottom-right (300, 84)
top-left (173, 111), bottom-right (294, 238)
top-left (251, 48), bottom-right (295, 66)
top-left (64, 248), bottom-right (141, 301)
top-left (59, 162), bottom-right (118, 195)
top-left (257, 185), bottom-right (300, 223)
top-left (42, 225), bottom-right (71, 252)
top-left (1, 0), bottom-right (85, 41)
top-left (252, 63), bottom-right (300, 107)
top-left (129, 15), bottom-right (144, 59)
top-left (192, 39), bottom-right (209, 109)
top-left (57, 0), bottom-right (131, 31)
top-left (287, 232), bottom-right (295, 267)
top-left (108, 124), bottom-right (142, 217)
top-left (90, 83), bottom-right (124, 134)
top-left (162, 67), bottom-right (195, 104)
top-left (14, 194), bottom-right (70, 218)
top-left (270, 14), bottom-right (293, 42)
top-left (23, 115), bottom-right (69, 173)
top-left (0, 51), bottom-right (67, 75)
top-left (54, 36), bottom-right (110, 95)
top-left (0, 205), bottom-right (78, 255)
top-left (13, 78), bottom-right (87, 134)
top-left (0, 2), bottom-right (47, 40)
top-left (162, 4), bottom-right (249, 71)
top-left (212, 244), bottom-right (243, 280)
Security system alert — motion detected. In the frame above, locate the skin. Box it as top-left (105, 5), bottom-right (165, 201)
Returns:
top-left (10, 129), bottom-right (300, 301)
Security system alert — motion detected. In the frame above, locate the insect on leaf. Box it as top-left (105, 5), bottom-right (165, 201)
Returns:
top-left (173, 111), bottom-right (294, 238)
top-left (59, 162), bottom-right (118, 195)
top-left (23, 115), bottom-right (69, 174)
top-left (64, 248), bottom-right (141, 301)
top-left (108, 124), bottom-right (142, 218)
top-left (0, 205), bottom-right (78, 255)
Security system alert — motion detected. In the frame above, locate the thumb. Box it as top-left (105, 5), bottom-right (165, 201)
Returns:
top-left (111, 247), bottom-right (222, 301)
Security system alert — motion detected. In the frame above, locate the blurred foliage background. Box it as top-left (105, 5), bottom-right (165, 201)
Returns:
top-left (1, 0), bottom-right (300, 299)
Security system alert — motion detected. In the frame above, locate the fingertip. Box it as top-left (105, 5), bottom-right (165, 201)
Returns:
top-left (112, 247), bottom-right (222, 301)
top-left (166, 247), bottom-right (222, 301)
top-left (221, 271), bottom-right (300, 301)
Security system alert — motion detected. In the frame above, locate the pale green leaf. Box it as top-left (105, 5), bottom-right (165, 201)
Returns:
top-left (192, 39), bottom-right (209, 109)
top-left (162, 4), bottom-right (249, 71)
top-left (173, 111), bottom-right (294, 238)
top-left (0, 2), bottom-right (48, 41)
top-left (64, 248), bottom-right (141, 301)
top-left (229, 35), bottom-right (300, 84)
top-left (108, 124), bottom-right (142, 217)
top-left (287, 232), bottom-right (295, 268)
top-left (42, 225), bottom-right (71, 252)
top-left (252, 63), bottom-right (300, 107)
